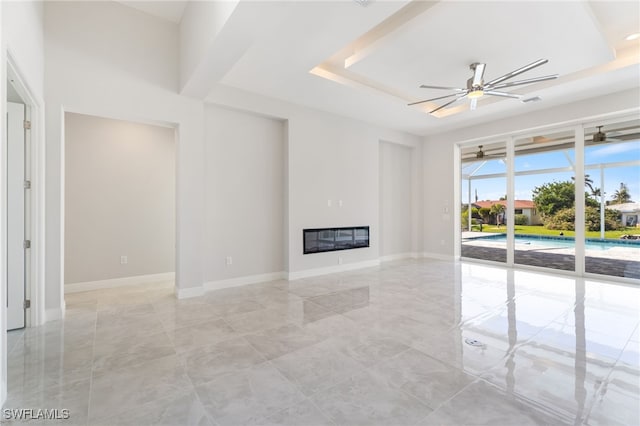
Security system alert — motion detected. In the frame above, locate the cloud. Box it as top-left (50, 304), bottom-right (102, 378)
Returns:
top-left (589, 142), bottom-right (640, 158)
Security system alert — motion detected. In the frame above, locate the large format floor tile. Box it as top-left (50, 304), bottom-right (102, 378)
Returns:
top-left (310, 370), bottom-right (433, 425)
top-left (421, 379), bottom-right (572, 425)
top-left (194, 361), bottom-right (305, 425)
top-left (270, 339), bottom-right (368, 396)
top-left (3, 261), bottom-right (638, 425)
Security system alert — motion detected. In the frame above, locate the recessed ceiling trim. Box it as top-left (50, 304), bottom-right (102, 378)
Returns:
top-left (308, 0), bottom-right (639, 119)
top-left (344, 1), bottom-right (440, 68)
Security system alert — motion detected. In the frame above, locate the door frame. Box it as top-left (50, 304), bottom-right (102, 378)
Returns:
top-left (3, 51), bottom-right (46, 328)
top-left (454, 108), bottom-right (640, 285)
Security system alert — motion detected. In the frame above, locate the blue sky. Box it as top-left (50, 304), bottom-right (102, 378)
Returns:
top-left (462, 140), bottom-right (640, 204)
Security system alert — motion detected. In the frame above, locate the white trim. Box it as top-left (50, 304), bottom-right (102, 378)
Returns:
top-left (454, 108), bottom-right (639, 149)
top-left (287, 259), bottom-right (381, 281)
top-left (379, 252), bottom-right (416, 262)
top-left (64, 272), bottom-right (174, 293)
top-left (204, 271), bottom-right (285, 292)
top-left (421, 252), bottom-right (455, 261)
top-left (175, 285), bottom-right (204, 299)
top-left (6, 51), bottom-right (47, 327)
top-left (44, 303), bottom-right (65, 322)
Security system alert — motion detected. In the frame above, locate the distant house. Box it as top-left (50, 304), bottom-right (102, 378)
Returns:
top-left (607, 202), bottom-right (640, 227)
top-left (473, 200), bottom-right (542, 225)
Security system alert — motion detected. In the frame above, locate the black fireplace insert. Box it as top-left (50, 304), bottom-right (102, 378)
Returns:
top-left (303, 226), bottom-right (370, 254)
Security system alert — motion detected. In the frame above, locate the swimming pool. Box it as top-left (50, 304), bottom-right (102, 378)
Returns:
top-left (470, 234), bottom-right (640, 252)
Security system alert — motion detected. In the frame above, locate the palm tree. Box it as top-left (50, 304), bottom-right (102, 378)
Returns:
top-left (572, 174), bottom-right (601, 197)
top-left (611, 182), bottom-right (632, 205)
top-left (490, 203), bottom-right (506, 225)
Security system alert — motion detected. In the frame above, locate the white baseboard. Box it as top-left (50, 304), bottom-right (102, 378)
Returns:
top-left (175, 286), bottom-right (205, 299)
top-left (421, 252), bottom-right (455, 261)
top-left (287, 259), bottom-right (381, 281)
top-left (45, 307), bottom-right (64, 322)
top-left (204, 272), bottom-right (286, 292)
top-left (379, 252), bottom-right (417, 262)
top-left (64, 272), bottom-right (175, 294)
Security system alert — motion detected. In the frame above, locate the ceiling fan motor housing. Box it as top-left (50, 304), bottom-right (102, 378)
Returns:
top-left (467, 79), bottom-right (482, 91)
top-left (593, 133), bottom-right (606, 143)
top-left (593, 126), bottom-right (606, 143)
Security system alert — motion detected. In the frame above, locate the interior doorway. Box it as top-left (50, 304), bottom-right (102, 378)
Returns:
top-left (63, 113), bottom-right (176, 296)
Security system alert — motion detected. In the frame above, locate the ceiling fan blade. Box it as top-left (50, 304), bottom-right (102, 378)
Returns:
top-left (408, 92), bottom-right (461, 106)
top-left (470, 98), bottom-right (478, 111)
top-left (484, 90), bottom-right (522, 99)
top-left (472, 63), bottom-right (486, 86)
top-left (484, 59), bottom-right (549, 87)
top-left (486, 74), bottom-right (559, 91)
top-left (429, 93), bottom-right (468, 114)
top-left (420, 84), bottom-right (466, 91)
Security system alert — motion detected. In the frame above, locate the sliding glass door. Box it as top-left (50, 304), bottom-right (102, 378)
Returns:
top-left (460, 142), bottom-right (507, 263)
top-left (458, 114), bottom-right (640, 281)
top-left (583, 119), bottom-right (640, 279)
top-left (513, 129), bottom-right (575, 272)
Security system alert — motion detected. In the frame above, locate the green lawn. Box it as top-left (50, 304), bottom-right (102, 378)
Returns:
top-left (474, 224), bottom-right (640, 239)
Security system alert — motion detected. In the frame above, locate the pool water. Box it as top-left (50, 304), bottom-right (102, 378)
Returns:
top-left (474, 234), bottom-right (640, 252)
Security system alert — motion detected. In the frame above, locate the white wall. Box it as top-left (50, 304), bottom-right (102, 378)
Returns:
top-left (1, 0), bottom-right (45, 406)
top-left (64, 113), bottom-right (175, 285)
top-left (287, 112), bottom-right (381, 273)
top-left (204, 105), bottom-right (284, 284)
top-left (422, 89), bottom-right (640, 258)
top-left (44, 1), bottom-right (205, 305)
top-left (206, 84), bottom-right (423, 276)
top-left (179, 0), bottom-right (239, 94)
top-left (379, 141), bottom-right (413, 257)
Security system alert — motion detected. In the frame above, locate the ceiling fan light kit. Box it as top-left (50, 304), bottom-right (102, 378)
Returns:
top-left (410, 59), bottom-right (558, 114)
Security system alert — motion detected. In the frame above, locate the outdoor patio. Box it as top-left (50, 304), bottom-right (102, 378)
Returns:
top-left (461, 243), bottom-right (640, 279)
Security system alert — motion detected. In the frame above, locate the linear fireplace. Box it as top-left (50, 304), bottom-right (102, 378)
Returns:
top-left (303, 226), bottom-right (370, 254)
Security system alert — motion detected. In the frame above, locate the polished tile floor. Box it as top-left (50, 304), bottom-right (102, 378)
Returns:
top-left (4, 259), bottom-right (639, 425)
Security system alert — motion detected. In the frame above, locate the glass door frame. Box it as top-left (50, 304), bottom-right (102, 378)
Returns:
top-left (454, 111), bottom-right (640, 284)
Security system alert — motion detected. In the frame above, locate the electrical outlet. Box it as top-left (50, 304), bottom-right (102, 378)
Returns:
top-left (338, 256), bottom-right (343, 265)
top-left (120, 256), bottom-right (128, 265)
top-left (225, 256), bottom-right (233, 266)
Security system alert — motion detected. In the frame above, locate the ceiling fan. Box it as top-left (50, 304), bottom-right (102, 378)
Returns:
top-left (593, 126), bottom-right (608, 143)
top-left (591, 125), bottom-right (640, 143)
top-left (475, 145), bottom-right (505, 160)
top-left (409, 59), bottom-right (558, 114)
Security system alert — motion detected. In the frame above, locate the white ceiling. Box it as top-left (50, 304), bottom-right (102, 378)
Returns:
top-left (116, 1), bottom-right (187, 23)
top-left (119, 0), bottom-right (640, 136)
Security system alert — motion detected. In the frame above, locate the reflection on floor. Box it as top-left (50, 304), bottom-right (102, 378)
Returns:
top-left (4, 259), bottom-right (639, 425)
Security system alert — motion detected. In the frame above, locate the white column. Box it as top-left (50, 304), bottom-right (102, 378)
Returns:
top-left (468, 178), bottom-right (472, 232)
top-left (574, 126), bottom-right (586, 275)
top-left (600, 165), bottom-right (605, 239)
top-left (506, 138), bottom-right (515, 266)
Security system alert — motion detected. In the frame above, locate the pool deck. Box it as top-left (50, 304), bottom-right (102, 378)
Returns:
top-left (461, 233), bottom-right (640, 279)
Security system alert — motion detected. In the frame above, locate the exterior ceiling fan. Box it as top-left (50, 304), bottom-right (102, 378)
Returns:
top-left (409, 59), bottom-right (558, 114)
top-left (475, 145), bottom-right (505, 160)
top-left (593, 126), bottom-right (608, 143)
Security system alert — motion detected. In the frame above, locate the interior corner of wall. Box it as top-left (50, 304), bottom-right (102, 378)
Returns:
top-left (175, 285), bottom-right (204, 299)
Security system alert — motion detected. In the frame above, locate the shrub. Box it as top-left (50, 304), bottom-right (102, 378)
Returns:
top-left (514, 214), bottom-right (529, 225)
top-left (545, 207), bottom-right (575, 230)
top-left (545, 206), bottom-right (623, 231)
